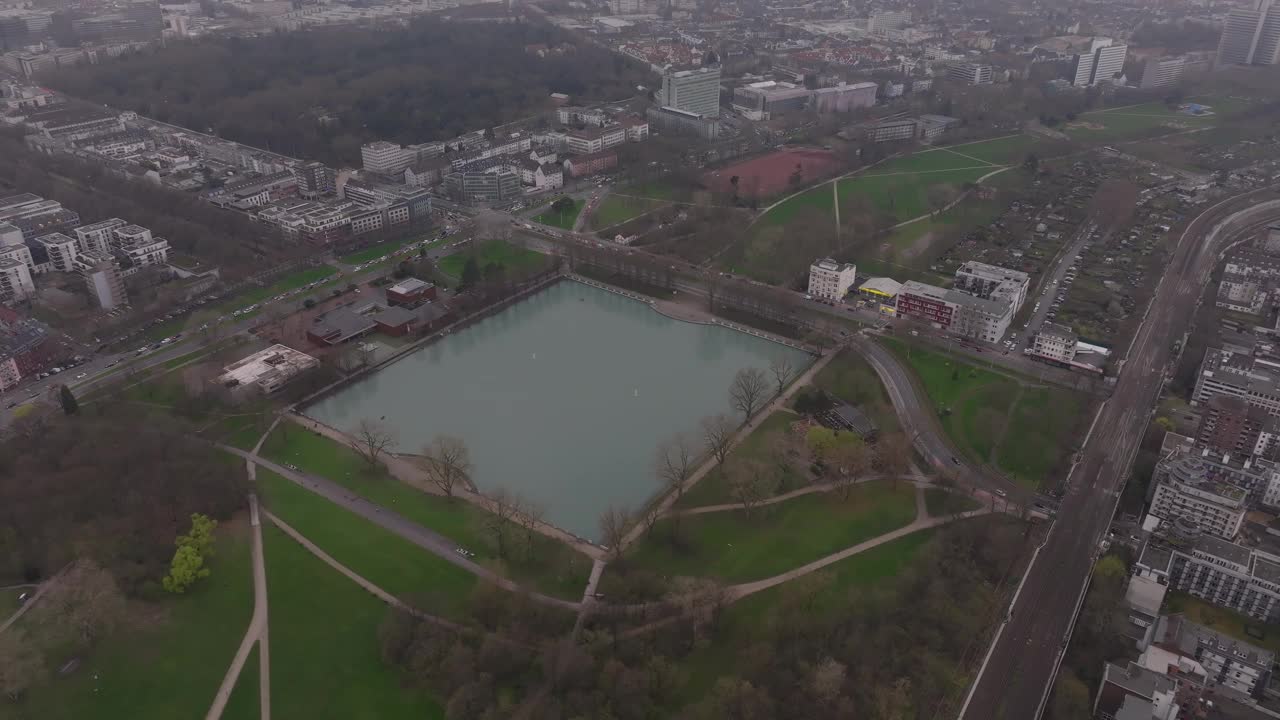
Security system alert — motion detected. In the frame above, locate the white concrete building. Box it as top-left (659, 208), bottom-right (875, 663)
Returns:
top-left (1149, 466), bottom-right (1248, 539)
top-left (947, 62), bottom-right (992, 85)
top-left (35, 232), bottom-right (79, 273)
top-left (0, 257), bottom-right (34, 303)
top-left (659, 65), bottom-right (721, 118)
top-left (807, 258), bottom-right (857, 301)
top-left (217, 344), bottom-right (319, 396)
top-left (73, 217), bottom-right (127, 254)
top-left (953, 260), bottom-right (1029, 313)
top-left (361, 141), bottom-right (415, 176)
top-left (1032, 323), bottom-right (1077, 363)
top-left (74, 249), bottom-right (127, 310)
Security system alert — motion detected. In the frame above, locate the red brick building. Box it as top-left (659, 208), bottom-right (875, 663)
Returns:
top-left (386, 277), bottom-right (437, 307)
top-left (564, 150), bottom-right (618, 178)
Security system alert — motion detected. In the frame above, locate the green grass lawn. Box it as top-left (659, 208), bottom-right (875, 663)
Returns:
top-left (264, 523), bottom-right (445, 720)
top-left (938, 135), bottom-right (1043, 165)
top-left (997, 387), bottom-right (1088, 488)
top-left (837, 166), bottom-right (993, 224)
top-left (624, 479), bottom-right (917, 583)
top-left (590, 194), bottom-right (664, 229)
top-left (16, 522), bottom-right (254, 720)
top-left (1068, 101), bottom-right (1220, 141)
top-left (865, 149), bottom-right (994, 175)
top-left (674, 528), bottom-right (938, 703)
top-left (676, 411), bottom-right (801, 508)
top-left (437, 239), bottom-right (546, 279)
top-left (880, 337), bottom-right (1086, 488)
top-left (0, 587), bottom-right (26, 619)
top-left (533, 198), bottom-right (583, 230)
top-left (257, 469), bottom-right (477, 619)
top-left (924, 487), bottom-right (982, 517)
top-left (1165, 591), bottom-right (1280, 654)
top-left (341, 237), bottom-right (420, 266)
top-left (753, 182), bottom-right (834, 228)
top-left (259, 426), bottom-right (591, 600)
top-left (221, 644), bottom-right (259, 720)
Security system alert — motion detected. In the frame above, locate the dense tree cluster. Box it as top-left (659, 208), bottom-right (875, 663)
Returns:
top-left (41, 20), bottom-right (652, 164)
top-left (0, 409), bottom-right (248, 591)
top-left (376, 518), bottom-right (1032, 718)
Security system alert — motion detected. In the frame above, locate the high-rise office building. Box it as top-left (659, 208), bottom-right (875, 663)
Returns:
top-left (1218, 0), bottom-right (1280, 66)
top-left (1138, 56), bottom-right (1186, 89)
top-left (658, 65), bottom-right (721, 118)
top-left (1072, 38), bottom-right (1128, 85)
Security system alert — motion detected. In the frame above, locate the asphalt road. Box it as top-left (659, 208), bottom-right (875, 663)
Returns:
top-left (1016, 218), bottom-right (1099, 350)
top-left (959, 186), bottom-right (1280, 720)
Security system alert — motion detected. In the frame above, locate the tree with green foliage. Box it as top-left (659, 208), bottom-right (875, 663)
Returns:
top-left (162, 544), bottom-right (210, 594)
top-left (163, 513), bottom-right (218, 593)
top-left (1154, 416), bottom-right (1174, 432)
top-left (58, 384), bottom-right (78, 415)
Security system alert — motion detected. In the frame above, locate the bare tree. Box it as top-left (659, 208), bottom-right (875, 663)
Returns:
top-left (513, 494), bottom-right (547, 561)
top-left (729, 367), bottom-right (769, 423)
top-left (351, 418), bottom-right (396, 468)
top-left (33, 560), bottom-right (125, 649)
top-left (421, 435), bottom-right (473, 498)
top-left (655, 433), bottom-right (697, 503)
top-left (768, 355), bottom-right (795, 395)
top-left (829, 441), bottom-right (872, 500)
top-left (765, 431), bottom-right (800, 491)
top-left (598, 505), bottom-right (631, 560)
top-left (873, 431), bottom-right (913, 480)
top-left (481, 488), bottom-right (519, 559)
top-left (700, 413), bottom-right (736, 465)
top-left (728, 460), bottom-right (771, 516)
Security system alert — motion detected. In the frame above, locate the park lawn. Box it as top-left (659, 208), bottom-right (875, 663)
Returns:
top-left (674, 528), bottom-right (939, 704)
top-left (866, 149), bottom-right (993, 175)
top-left (949, 381), bottom-right (1020, 465)
top-left (0, 587), bottom-right (23, 618)
top-left (997, 387), bottom-right (1088, 488)
top-left (257, 469), bottom-right (476, 619)
top-left (753, 182), bottom-right (833, 228)
top-left (259, 426), bottom-right (591, 600)
top-left (591, 194), bottom-right (664, 229)
top-left (221, 644), bottom-right (259, 720)
top-left (200, 411), bottom-right (274, 451)
top-left (625, 479), bottom-right (917, 583)
top-left (437, 239), bottom-right (546, 279)
top-left (677, 411), bottom-right (802, 509)
top-left (879, 337), bottom-right (1013, 412)
top-left (924, 487), bottom-right (982, 517)
top-left (940, 135), bottom-right (1042, 165)
top-left (1165, 591), bottom-right (1280, 655)
top-left (533, 198), bottom-right (583, 230)
top-left (16, 521), bottom-right (254, 720)
top-left (340, 237), bottom-right (422, 265)
top-left (837, 166), bottom-right (993, 224)
top-left (264, 523), bottom-right (445, 720)
top-left (811, 349), bottom-right (901, 434)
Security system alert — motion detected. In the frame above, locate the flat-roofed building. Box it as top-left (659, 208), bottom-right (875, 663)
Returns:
top-left (1149, 461), bottom-right (1248, 539)
top-left (898, 280), bottom-right (1014, 344)
top-left (0, 256), bottom-right (33, 302)
top-left (74, 217), bottom-right (127, 254)
top-left (385, 277), bottom-right (437, 307)
top-left (1192, 347), bottom-right (1280, 417)
top-left (953, 260), bottom-right (1029, 313)
top-left (74, 249), bottom-right (127, 309)
top-left (807, 257), bottom-right (856, 301)
top-left (658, 65), bottom-right (721, 118)
top-left (35, 232), bottom-right (78, 273)
top-left (216, 344), bottom-right (319, 396)
top-left (1032, 322), bottom-right (1077, 363)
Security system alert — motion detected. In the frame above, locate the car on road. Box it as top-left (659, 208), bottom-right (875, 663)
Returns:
top-left (951, 456), bottom-right (960, 465)
top-left (75, 372), bottom-right (87, 379)
top-left (994, 489), bottom-right (1008, 498)
top-left (455, 547), bottom-right (476, 558)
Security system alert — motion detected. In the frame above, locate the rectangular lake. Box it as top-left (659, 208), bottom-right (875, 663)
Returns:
top-left (303, 280), bottom-right (812, 540)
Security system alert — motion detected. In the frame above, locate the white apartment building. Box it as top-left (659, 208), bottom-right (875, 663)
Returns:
top-left (565, 125), bottom-right (627, 155)
top-left (1192, 347), bottom-right (1280, 416)
top-left (1032, 323), bottom-right (1077, 363)
top-left (36, 232), bottom-right (78, 273)
top-left (1138, 531), bottom-right (1280, 624)
top-left (659, 65), bottom-right (722, 118)
top-left (1218, 0), bottom-right (1280, 66)
top-left (1149, 467), bottom-right (1248, 539)
top-left (947, 62), bottom-right (993, 85)
top-left (361, 141), bottom-right (415, 176)
top-left (73, 217), bottom-right (126, 254)
top-left (0, 257), bottom-right (34, 303)
top-left (0, 243), bottom-right (34, 276)
top-left (75, 250), bottom-right (127, 310)
top-left (0, 356), bottom-right (18, 393)
top-left (1092, 43), bottom-right (1129, 85)
top-left (807, 258), bottom-right (857, 301)
top-left (1138, 57), bottom-right (1186, 89)
top-left (897, 280), bottom-right (1014, 344)
top-left (953, 260), bottom-right (1029, 313)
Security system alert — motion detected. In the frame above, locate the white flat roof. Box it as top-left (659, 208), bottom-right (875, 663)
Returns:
top-left (219, 344), bottom-right (318, 386)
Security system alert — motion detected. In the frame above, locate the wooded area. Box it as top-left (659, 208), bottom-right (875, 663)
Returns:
top-left (41, 20), bottom-right (652, 164)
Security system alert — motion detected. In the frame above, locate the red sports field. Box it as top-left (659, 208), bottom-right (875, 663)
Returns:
top-left (702, 147), bottom-right (843, 198)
